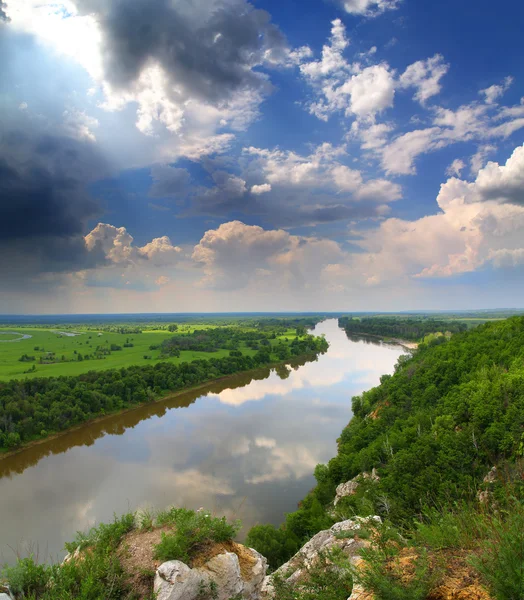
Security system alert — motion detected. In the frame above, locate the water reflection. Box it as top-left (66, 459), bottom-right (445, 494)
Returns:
top-left (0, 320), bottom-right (403, 564)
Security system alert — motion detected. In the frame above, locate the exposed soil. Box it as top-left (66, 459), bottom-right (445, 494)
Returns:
top-left (383, 547), bottom-right (492, 600)
top-left (117, 526), bottom-right (171, 599)
top-left (117, 528), bottom-right (258, 599)
top-left (428, 550), bottom-right (492, 600)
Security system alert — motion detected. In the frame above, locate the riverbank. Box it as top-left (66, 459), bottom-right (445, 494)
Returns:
top-left (345, 330), bottom-right (419, 351)
top-left (0, 352), bottom-right (321, 460)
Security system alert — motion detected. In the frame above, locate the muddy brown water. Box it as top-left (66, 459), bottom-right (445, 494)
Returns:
top-left (0, 320), bottom-right (404, 564)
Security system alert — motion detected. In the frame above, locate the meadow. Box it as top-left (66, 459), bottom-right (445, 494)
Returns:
top-left (0, 324), bottom-right (300, 381)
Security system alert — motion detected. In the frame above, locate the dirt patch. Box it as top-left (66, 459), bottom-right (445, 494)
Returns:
top-left (427, 549), bottom-right (492, 600)
top-left (117, 526), bottom-right (171, 599)
top-left (191, 540), bottom-right (258, 581)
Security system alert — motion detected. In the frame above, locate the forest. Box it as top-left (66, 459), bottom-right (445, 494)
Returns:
top-left (247, 316), bottom-right (524, 568)
top-left (0, 329), bottom-right (328, 452)
top-left (339, 316), bottom-right (468, 341)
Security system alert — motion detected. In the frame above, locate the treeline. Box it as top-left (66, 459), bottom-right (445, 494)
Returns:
top-left (339, 316), bottom-right (467, 341)
top-left (156, 327), bottom-right (280, 356)
top-left (0, 335), bottom-right (328, 451)
top-left (248, 317), bottom-right (524, 568)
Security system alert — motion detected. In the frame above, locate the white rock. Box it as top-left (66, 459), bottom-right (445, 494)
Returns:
top-left (154, 561), bottom-right (205, 600)
top-left (334, 470), bottom-right (380, 506)
top-left (261, 517), bottom-right (381, 599)
top-left (154, 546), bottom-right (267, 600)
top-left (483, 466), bottom-right (497, 484)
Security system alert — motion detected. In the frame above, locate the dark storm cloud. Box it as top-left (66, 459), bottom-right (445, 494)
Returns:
top-left (0, 2), bottom-right (9, 22)
top-left (74, 0), bottom-right (289, 103)
top-left (186, 174), bottom-right (388, 228)
top-left (149, 165), bottom-right (191, 198)
top-left (0, 130), bottom-right (108, 280)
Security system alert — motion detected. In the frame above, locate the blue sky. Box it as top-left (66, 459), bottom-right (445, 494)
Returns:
top-left (2, 0), bottom-right (524, 313)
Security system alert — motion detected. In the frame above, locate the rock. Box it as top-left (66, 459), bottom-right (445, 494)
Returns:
top-left (334, 470), bottom-right (380, 506)
top-left (347, 557), bottom-right (375, 600)
top-left (62, 546), bottom-right (82, 564)
top-left (154, 546), bottom-right (267, 600)
top-left (155, 561), bottom-right (204, 600)
top-left (348, 583), bottom-right (374, 600)
top-left (0, 594), bottom-right (13, 600)
top-left (261, 517), bottom-right (381, 599)
top-left (483, 466), bottom-right (497, 484)
top-left (205, 553), bottom-right (243, 600)
top-left (334, 480), bottom-right (360, 504)
top-left (477, 490), bottom-right (492, 505)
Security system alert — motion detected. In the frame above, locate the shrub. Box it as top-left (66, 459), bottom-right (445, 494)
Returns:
top-left (471, 503), bottom-right (524, 600)
top-left (356, 545), bottom-right (433, 600)
top-left (154, 508), bottom-right (241, 563)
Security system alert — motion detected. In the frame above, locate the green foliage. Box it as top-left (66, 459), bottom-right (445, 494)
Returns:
top-left (246, 525), bottom-right (301, 570)
top-left (0, 326), bottom-right (328, 451)
top-left (3, 557), bottom-right (50, 597)
top-left (339, 316), bottom-right (467, 341)
top-left (471, 502), bottom-right (524, 600)
top-left (247, 317), bottom-right (524, 570)
top-left (2, 514), bottom-right (135, 599)
top-left (356, 545), bottom-right (433, 600)
top-left (153, 508), bottom-right (241, 563)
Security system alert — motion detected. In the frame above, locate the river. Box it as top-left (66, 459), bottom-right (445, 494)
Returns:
top-left (0, 319), bottom-right (404, 565)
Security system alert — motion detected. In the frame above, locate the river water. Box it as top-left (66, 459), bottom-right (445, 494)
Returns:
top-left (0, 320), bottom-right (404, 564)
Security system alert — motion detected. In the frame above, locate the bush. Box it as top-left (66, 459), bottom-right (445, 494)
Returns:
top-left (246, 525), bottom-right (301, 570)
top-left (154, 508), bottom-right (241, 563)
top-left (2, 514), bottom-right (135, 600)
top-left (471, 503), bottom-right (524, 600)
top-left (3, 557), bottom-right (50, 597)
top-left (356, 545), bottom-right (433, 600)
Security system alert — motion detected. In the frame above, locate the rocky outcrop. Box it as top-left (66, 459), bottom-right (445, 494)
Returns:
top-left (477, 466), bottom-right (498, 505)
top-left (334, 469), bottom-right (380, 506)
top-left (260, 516), bottom-right (381, 599)
top-left (0, 584), bottom-right (14, 600)
top-left (154, 547), bottom-right (267, 600)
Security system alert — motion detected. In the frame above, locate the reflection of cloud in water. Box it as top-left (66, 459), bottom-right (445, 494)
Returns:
top-left (246, 443), bottom-right (319, 485)
top-left (0, 320), bottom-right (404, 564)
top-left (211, 321), bottom-right (403, 406)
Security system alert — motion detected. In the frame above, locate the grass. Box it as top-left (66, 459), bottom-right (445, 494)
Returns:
top-left (153, 507), bottom-right (241, 564)
top-left (1, 508), bottom-right (242, 600)
top-left (0, 326), bottom-right (300, 381)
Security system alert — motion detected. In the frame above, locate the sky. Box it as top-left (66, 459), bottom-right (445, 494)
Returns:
top-left (2, 0), bottom-right (524, 314)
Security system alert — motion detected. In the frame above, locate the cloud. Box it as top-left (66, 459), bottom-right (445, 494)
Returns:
top-left (399, 54), bottom-right (449, 105)
top-left (343, 144), bottom-right (524, 282)
top-left (251, 183), bottom-right (272, 195)
top-left (298, 21), bottom-right (396, 122)
top-left (0, 2), bottom-right (10, 22)
top-left (192, 220), bottom-right (344, 291)
top-left (446, 158), bottom-right (466, 177)
top-left (149, 165), bottom-right (191, 198)
top-left (85, 223), bottom-right (182, 267)
top-left (336, 0), bottom-right (400, 17)
top-left (0, 128), bottom-right (110, 282)
top-left (480, 76), bottom-right (513, 105)
top-left (185, 142), bottom-right (400, 227)
top-left (469, 144), bottom-right (496, 176)
top-left (380, 99), bottom-right (524, 175)
top-left (9, 0), bottom-right (296, 162)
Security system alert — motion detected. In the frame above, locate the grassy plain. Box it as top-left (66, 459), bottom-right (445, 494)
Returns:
top-left (0, 324), bottom-right (305, 381)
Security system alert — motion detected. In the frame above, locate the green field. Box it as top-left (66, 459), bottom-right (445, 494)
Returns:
top-left (0, 326), bottom-right (303, 381)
